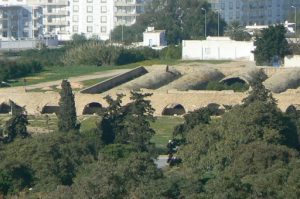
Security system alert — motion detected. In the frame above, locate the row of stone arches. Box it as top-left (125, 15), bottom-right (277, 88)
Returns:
top-left (1, 101), bottom-right (300, 116)
top-left (41, 102), bottom-right (103, 115)
top-left (161, 103), bottom-right (226, 116)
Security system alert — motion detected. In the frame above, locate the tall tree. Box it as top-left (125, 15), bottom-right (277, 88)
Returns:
top-left (99, 94), bottom-right (125, 144)
top-left (57, 80), bottom-right (77, 132)
top-left (122, 92), bottom-right (156, 151)
top-left (253, 25), bottom-right (291, 66)
top-left (242, 70), bottom-right (275, 106)
top-left (2, 102), bottom-right (29, 143)
top-left (111, 0), bottom-right (226, 44)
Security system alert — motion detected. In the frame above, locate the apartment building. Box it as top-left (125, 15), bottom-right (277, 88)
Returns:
top-left (69, 0), bottom-right (114, 40)
top-left (209, 0), bottom-right (300, 26)
top-left (27, 0), bottom-right (70, 40)
top-left (1, 0), bottom-right (147, 41)
top-left (114, 0), bottom-right (146, 26)
top-left (69, 0), bottom-right (146, 40)
top-left (0, 0), bottom-right (43, 40)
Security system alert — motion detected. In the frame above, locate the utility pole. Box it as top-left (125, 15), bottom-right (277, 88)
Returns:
top-left (217, 9), bottom-right (220, 37)
top-left (291, 6), bottom-right (297, 37)
top-left (201, 8), bottom-right (207, 38)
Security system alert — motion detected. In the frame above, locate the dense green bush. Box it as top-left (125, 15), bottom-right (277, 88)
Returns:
top-left (4, 48), bottom-right (67, 67)
top-left (205, 80), bottom-right (249, 92)
top-left (63, 41), bottom-right (159, 66)
top-left (0, 59), bottom-right (43, 82)
top-left (159, 45), bottom-right (182, 60)
top-left (0, 132), bottom-right (101, 195)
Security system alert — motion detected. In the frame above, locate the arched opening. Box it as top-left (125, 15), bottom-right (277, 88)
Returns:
top-left (83, 102), bottom-right (103, 115)
top-left (0, 102), bottom-right (22, 114)
top-left (286, 105), bottom-right (300, 115)
top-left (162, 104), bottom-right (186, 116)
top-left (41, 104), bottom-right (60, 115)
top-left (222, 77), bottom-right (247, 86)
top-left (0, 103), bottom-right (11, 114)
top-left (206, 103), bottom-right (225, 116)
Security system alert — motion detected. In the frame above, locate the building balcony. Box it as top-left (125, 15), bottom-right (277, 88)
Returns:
top-left (115, 12), bottom-right (139, 17)
top-left (44, 21), bottom-right (68, 26)
top-left (38, 0), bottom-right (68, 6)
top-left (44, 10), bottom-right (68, 16)
top-left (114, 2), bottom-right (144, 7)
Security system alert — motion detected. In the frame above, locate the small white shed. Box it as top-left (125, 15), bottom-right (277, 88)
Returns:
top-left (143, 27), bottom-right (167, 47)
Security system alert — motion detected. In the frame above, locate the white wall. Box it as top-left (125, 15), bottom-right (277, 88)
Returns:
top-left (143, 32), bottom-right (163, 47)
top-left (284, 55), bottom-right (300, 68)
top-left (182, 38), bottom-right (255, 61)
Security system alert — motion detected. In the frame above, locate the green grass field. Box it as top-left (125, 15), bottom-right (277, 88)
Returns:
top-left (151, 116), bottom-right (184, 152)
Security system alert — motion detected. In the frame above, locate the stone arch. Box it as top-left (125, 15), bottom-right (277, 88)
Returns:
top-left (162, 103), bottom-right (186, 116)
top-left (82, 102), bottom-right (103, 115)
top-left (0, 102), bottom-right (11, 114)
top-left (41, 103), bottom-right (60, 115)
top-left (206, 103), bottom-right (225, 116)
top-left (221, 77), bottom-right (248, 86)
top-left (286, 104), bottom-right (300, 115)
top-left (0, 101), bottom-right (22, 114)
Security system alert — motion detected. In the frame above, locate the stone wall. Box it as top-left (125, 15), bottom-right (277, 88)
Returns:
top-left (80, 66), bottom-right (148, 94)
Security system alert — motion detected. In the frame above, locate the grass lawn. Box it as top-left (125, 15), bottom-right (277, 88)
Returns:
top-left (151, 116), bottom-right (184, 153)
top-left (80, 77), bottom-right (114, 88)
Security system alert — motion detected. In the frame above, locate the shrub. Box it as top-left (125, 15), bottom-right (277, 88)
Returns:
top-left (160, 45), bottom-right (182, 60)
top-left (0, 59), bottom-right (43, 82)
top-left (63, 41), bottom-right (159, 66)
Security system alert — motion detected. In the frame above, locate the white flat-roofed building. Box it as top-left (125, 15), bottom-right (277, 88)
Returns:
top-left (182, 37), bottom-right (255, 61)
top-left (143, 27), bottom-right (167, 47)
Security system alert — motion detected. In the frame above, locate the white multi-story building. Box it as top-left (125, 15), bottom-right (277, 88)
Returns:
top-left (0, 0), bottom-right (43, 40)
top-left (1, 0), bottom-right (148, 41)
top-left (27, 0), bottom-right (70, 40)
top-left (209, 0), bottom-right (300, 26)
top-left (69, 0), bottom-right (147, 40)
top-left (69, 0), bottom-right (114, 40)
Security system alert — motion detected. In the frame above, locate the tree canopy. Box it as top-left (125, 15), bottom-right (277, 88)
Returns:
top-left (254, 25), bottom-right (291, 66)
top-left (111, 0), bottom-right (227, 44)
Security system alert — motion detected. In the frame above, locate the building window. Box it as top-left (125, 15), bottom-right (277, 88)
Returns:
top-left (87, 16), bottom-right (93, 22)
top-left (87, 26), bottom-right (93, 32)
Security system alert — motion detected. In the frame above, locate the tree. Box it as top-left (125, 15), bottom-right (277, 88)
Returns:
top-left (2, 102), bottom-right (29, 143)
top-left (122, 92), bottom-right (156, 152)
top-left (57, 80), bottom-right (78, 132)
top-left (225, 21), bottom-right (251, 41)
top-left (111, 0), bottom-right (227, 44)
top-left (99, 94), bottom-right (125, 144)
top-left (99, 92), bottom-right (156, 152)
top-left (242, 70), bottom-right (275, 106)
top-left (253, 25), bottom-right (291, 66)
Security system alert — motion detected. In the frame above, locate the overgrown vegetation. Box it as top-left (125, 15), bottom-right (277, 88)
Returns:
top-left (0, 59), bottom-right (42, 82)
top-left (254, 25), bottom-right (291, 66)
top-left (205, 80), bottom-right (249, 92)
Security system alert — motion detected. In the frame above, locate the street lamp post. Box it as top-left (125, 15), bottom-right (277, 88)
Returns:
top-left (291, 6), bottom-right (297, 36)
top-left (121, 16), bottom-right (124, 42)
top-left (201, 8), bottom-right (207, 38)
top-left (218, 11), bottom-right (220, 37)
